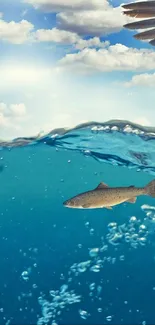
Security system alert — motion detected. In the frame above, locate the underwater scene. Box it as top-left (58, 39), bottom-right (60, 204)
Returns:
top-left (0, 121), bottom-right (155, 325)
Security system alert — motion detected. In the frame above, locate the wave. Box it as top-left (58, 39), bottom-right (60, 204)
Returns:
top-left (1, 119), bottom-right (155, 174)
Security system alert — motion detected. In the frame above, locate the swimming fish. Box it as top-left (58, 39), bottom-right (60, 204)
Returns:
top-left (122, 0), bottom-right (155, 46)
top-left (63, 180), bottom-right (155, 209)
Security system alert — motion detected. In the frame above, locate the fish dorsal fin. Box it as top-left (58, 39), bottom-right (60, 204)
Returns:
top-left (96, 182), bottom-right (109, 190)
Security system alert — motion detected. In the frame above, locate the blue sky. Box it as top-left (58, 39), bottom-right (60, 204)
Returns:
top-left (0, 0), bottom-right (155, 139)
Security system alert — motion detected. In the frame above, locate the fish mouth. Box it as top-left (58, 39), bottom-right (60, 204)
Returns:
top-left (63, 199), bottom-right (80, 208)
top-left (63, 200), bottom-right (73, 208)
top-left (63, 200), bottom-right (68, 207)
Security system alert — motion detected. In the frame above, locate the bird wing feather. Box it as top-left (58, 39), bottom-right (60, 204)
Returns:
top-left (122, 1), bottom-right (155, 46)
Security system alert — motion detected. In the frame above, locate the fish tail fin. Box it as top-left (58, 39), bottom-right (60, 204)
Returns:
top-left (145, 180), bottom-right (155, 197)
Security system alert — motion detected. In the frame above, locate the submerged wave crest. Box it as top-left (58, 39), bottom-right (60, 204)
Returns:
top-left (1, 120), bottom-right (155, 174)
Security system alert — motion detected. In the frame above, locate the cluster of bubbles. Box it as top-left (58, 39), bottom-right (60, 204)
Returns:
top-left (36, 244), bottom-right (120, 324)
top-left (106, 216), bottom-right (148, 249)
top-left (37, 279), bottom-right (114, 325)
top-left (36, 206), bottom-right (155, 324)
top-left (78, 309), bottom-right (112, 322)
top-left (37, 285), bottom-right (81, 325)
top-left (141, 205), bottom-right (155, 223)
top-left (69, 253), bottom-right (117, 278)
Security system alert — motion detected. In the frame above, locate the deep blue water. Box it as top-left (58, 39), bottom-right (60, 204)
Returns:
top-left (0, 121), bottom-right (155, 325)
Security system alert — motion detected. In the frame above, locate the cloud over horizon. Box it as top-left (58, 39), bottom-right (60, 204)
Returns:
top-left (0, 102), bottom-right (29, 131)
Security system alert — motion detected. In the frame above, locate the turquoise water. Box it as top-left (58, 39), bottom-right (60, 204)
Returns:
top-left (1, 121), bottom-right (155, 325)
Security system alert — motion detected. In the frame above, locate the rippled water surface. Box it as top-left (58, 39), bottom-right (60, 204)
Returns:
top-left (1, 120), bottom-right (155, 325)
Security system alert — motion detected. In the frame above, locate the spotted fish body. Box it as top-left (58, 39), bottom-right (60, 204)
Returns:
top-left (63, 180), bottom-right (155, 209)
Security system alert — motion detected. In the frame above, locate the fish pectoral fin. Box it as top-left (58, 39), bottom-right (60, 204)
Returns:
top-left (96, 182), bottom-right (109, 190)
top-left (126, 197), bottom-right (137, 204)
top-left (106, 206), bottom-right (113, 210)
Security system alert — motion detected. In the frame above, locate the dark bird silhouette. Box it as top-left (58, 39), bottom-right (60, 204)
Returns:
top-left (122, 1), bottom-right (155, 46)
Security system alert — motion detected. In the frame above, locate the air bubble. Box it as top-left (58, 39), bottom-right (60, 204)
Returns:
top-left (139, 237), bottom-right (146, 246)
top-left (79, 309), bottom-right (89, 320)
top-left (125, 235), bottom-right (130, 243)
top-left (77, 261), bottom-right (91, 273)
top-left (89, 248), bottom-right (99, 257)
top-left (108, 222), bottom-right (117, 229)
top-left (85, 222), bottom-right (89, 228)
top-left (60, 274), bottom-right (65, 280)
top-left (32, 284), bottom-right (37, 289)
top-left (131, 234), bottom-right (138, 243)
top-left (89, 283), bottom-right (95, 291)
top-left (100, 245), bottom-right (108, 252)
top-left (139, 224), bottom-right (146, 231)
top-left (98, 308), bottom-right (102, 313)
top-left (129, 227), bottom-right (136, 234)
top-left (49, 290), bottom-right (55, 297)
top-left (107, 257), bottom-right (111, 263)
top-left (60, 285), bottom-right (68, 294)
top-left (90, 265), bottom-right (100, 273)
top-left (129, 216), bottom-right (137, 223)
top-left (97, 285), bottom-right (102, 295)
top-left (90, 228), bottom-right (94, 235)
top-left (111, 257), bottom-right (116, 264)
top-left (108, 233), bottom-right (123, 246)
top-left (21, 270), bottom-right (29, 281)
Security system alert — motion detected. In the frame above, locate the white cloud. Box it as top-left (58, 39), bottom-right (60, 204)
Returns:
top-left (125, 73), bottom-right (155, 87)
top-left (34, 27), bottom-right (79, 43)
top-left (0, 17), bottom-right (112, 48)
top-left (75, 37), bottom-right (109, 49)
top-left (0, 18), bottom-right (34, 44)
top-left (0, 12), bottom-right (117, 53)
top-left (0, 103), bottom-right (28, 129)
top-left (0, 16), bottom-right (80, 45)
top-left (34, 28), bottom-right (109, 48)
top-left (9, 103), bottom-right (27, 118)
top-left (24, 0), bottom-right (109, 12)
top-left (0, 1), bottom-right (133, 46)
top-left (58, 44), bottom-right (155, 73)
top-left (57, 6), bottom-right (131, 36)
top-left (24, 0), bottom-right (133, 36)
